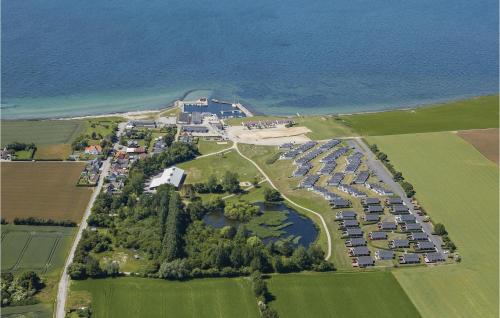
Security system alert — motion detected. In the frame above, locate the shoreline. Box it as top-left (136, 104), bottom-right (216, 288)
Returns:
top-left (0, 93), bottom-right (496, 122)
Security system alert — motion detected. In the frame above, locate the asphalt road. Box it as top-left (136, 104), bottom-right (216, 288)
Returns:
top-left (55, 123), bottom-right (125, 318)
top-left (348, 138), bottom-right (444, 254)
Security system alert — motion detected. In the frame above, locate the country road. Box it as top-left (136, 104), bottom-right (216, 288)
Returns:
top-left (234, 142), bottom-right (332, 260)
top-left (55, 123), bottom-right (125, 318)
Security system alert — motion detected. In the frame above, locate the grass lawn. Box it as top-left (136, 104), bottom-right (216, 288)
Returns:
top-left (367, 132), bottom-right (499, 318)
top-left (341, 95), bottom-right (499, 136)
top-left (1, 162), bottom-right (92, 222)
top-left (1, 120), bottom-right (84, 145)
top-left (34, 143), bottom-right (73, 160)
top-left (70, 277), bottom-right (259, 318)
top-left (178, 150), bottom-right (262, 184)
top-left (196, 139), bottom-right (233, 155)
top-left (268, 271), bottom-right (421, 318)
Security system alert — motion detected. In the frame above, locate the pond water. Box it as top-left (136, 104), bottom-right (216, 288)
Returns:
top-left (203, 202), bottom-right (318, 247)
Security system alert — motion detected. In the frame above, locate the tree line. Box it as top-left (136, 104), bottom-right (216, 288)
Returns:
top-left (369, 143), bottom-right (416, 197)
top-left (13, 217), bottom-right (76, 227)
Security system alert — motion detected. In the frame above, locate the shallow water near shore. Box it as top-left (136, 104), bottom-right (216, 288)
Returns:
top-left (2, 0), bottom-right (498, 119)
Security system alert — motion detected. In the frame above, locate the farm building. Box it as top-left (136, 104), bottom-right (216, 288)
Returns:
top-left (375, 250), bottom-right (395, 260)
top-left (149, 166), bottom-right (185, 190)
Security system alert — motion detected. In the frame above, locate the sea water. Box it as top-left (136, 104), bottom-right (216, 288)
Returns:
top-left (1, 0), bottom-right (498, 119)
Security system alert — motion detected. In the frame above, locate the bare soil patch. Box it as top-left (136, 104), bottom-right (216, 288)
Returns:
top-left (457, 128), bottom-right (499, 165)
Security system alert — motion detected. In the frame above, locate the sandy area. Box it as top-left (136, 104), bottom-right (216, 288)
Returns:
top-left (457, 128), bottom-right (499, 165)
top-left (227, 125), bottom-right (311, 145)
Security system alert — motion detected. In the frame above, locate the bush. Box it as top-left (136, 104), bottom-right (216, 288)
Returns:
top-left (224, 200), bottom-right (260, 221)
top-left (263, 188), bottom-right (282, 202)
top-left (434, 223), bottom-right (447, 236)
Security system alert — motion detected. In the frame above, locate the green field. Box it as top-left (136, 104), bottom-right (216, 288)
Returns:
top-left (1, 120), bottom-right (84, 145)
top-left (342, 95), bottom-right (499, 136)
top-left (368, 132), bottom-right (499, 318)
top-left (0, 303), bottom-right (53, 318)
top-left (196, 139), bottom-right (233, 155)
top-left (70, 277), bottom-right (259, 318)
top-left (1, 225), bottom-right (75, 274)
top-left (268, 272), bottom-right (421, 318)
top-left (178, 149), bottom-right (262, 184)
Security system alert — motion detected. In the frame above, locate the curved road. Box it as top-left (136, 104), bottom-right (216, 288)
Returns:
top-left (234, 142), bottom-right (332, 260)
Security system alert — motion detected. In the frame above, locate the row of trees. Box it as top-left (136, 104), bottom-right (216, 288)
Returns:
top-left (369, 144), bottom-right (416, 197)
top-left (13, 217), bottom-right (76, 227)
top-left (4, 142), bottom-right (36, 152)
top-left (1, 272), bottom-right (44, 307)
top-left (251, 272), bottom-right (279, 318)
top-left (433, 223), bottom-right (457, 252)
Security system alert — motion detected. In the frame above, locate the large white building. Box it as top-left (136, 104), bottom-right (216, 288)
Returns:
top-left (149, 166), bottom-right (185, 189)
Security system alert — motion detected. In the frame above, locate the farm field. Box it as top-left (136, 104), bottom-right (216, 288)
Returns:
top-left (178, 149), bottom-right (262, 184)
top-left (268, 272), bottom-right (421, 318)
top-left (1, 120), bottom-right (84, 145)
top-left (1, 225), bottom-right (75, 274)
top-left (1, 162), bottom-right (92, 222)
top-left (70, 277), bottom-right (260, 318)
top-left (367, 132), bottom-right (499, 318)
top-left (341, 95), bottom-right (499, 136)
top-left (457, 128), bottom-right (499, 164)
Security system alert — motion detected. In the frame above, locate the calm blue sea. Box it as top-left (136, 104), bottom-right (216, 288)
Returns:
top-left (2, 0), bottom-right (498, 119)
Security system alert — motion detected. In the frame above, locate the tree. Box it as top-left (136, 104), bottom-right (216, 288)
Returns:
top-left (17, 271), bottom-right (43, 291)
top-left (222, 171), bottom-right (240, 193)
top-left (104, 262), bottom-right (120, 277)
top-left (400, 181), bottom-right (415, 197)
top-left (207, 175), bottom-right (219, 193)
top-left (263, 188), bottom-right (282, 202)
top-left (158, 259), bottom-right (190, 280)
top-left (68, 263), bottom-right (87, 280)
top-left (434, 223), bottom-right (447, 236)
top-left (291, 246), bottom-right (311, 270)
top-left (393, 171), bottom-right (404, 182)
top-left (86, 256), bottom-right (103, 278)
top-left (161, 193), bottom-right (185, 262)
top-left (224, 200), bottom-right (260, 221)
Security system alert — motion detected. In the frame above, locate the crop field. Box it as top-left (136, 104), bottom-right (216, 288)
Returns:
top-left (341, 95), bottom-right (499, 136)
top-left (1, 120), bottom-right (84, 145)
top-left (268, 272), bottom-right (421, 318)
top-left (1, 225), bottom-right (75, 274)
top-left (457, 128), bottom-right (499, 164)
top-left (1, 162), bottom-right (92, 222)
top-left (178, 149), bottom-right (262, 184)
top-left (368, 132), bottom-right (499, 318)
top-left (70, 277), bottom-right (259, 318)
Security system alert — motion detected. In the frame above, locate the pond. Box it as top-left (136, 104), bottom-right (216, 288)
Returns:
top-left (203, 202), bottom-right (318, 247)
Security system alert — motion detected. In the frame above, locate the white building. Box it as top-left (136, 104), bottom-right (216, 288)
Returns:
top-left (149, 166), bottom-right (185, 189)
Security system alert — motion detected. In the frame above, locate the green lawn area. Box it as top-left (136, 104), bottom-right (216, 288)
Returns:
top-left (196, 139), bottom-right (233, 155)
top-left (178, 150), bottom-right (262, 184)
top-left (268, 272), bottom-right (421, 318)
top-left (70, 277), bottom-right (259, 318)
top-left (1, 120), bottom-right (84, 145)
top-left (367, 132), bottom-right (499, 318)
top-left (342, 95), bottom-right (499, 136)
